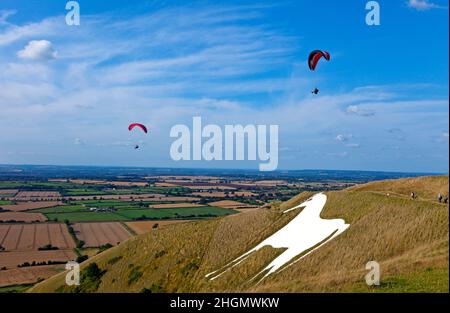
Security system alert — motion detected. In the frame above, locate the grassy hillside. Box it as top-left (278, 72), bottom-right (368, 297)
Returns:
top-left (30, 176), bottom-right (449, 293)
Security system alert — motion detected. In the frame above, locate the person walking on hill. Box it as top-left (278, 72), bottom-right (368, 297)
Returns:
top-left (443, 195), bottom-right (448, 204)
top-left (410, 192), bottom-right (415, 199)
top-left (438, 193), bottom-right (443, 203)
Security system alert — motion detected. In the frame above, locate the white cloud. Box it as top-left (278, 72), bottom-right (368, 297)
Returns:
top-left (407, 0), bottom-right (447, 10)
top-left (345, 105), bottom-right (375, 117)
top-left (346, 143), bottom-right (360, 148)
top-left (17, 40), bottom-right (58, 61)
top-left (336, 134), bottom-right (353, 142)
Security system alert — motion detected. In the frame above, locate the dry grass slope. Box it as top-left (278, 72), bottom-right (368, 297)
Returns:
top-left (30, 176), bottom-right (449, 293)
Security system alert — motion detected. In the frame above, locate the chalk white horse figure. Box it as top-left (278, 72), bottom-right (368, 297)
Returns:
top-left (205, 193), bottom-right (349, 283)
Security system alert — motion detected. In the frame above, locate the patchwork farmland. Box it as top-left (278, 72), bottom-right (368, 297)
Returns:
top-left (0, 166), bottom-right (364, 290)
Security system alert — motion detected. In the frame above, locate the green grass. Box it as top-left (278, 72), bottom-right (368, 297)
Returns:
top-left (0, 283), bottom-right (34, 293)
top-left (116, 206), bottom-right (236, 220)
top-left (0, 200), bottom-right (14, 205)
top-left (351, 267), bottom-right (449, 293)
top-left (39, 203), bottom-right (236, 222)
top-left (32, 205), bottom-right (88, 214)
top-left (63, 189), bottom-right (111, 196)
top-left (45, 212), bottom-right (128, 222)
top-left (33, 201), bottom-right (150, 214)
top-left (44, 206), bottom-right (237, 222)
top-left (70, 200), bottom-right (149, 208)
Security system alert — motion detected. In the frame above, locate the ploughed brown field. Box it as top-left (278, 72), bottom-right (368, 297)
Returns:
top-left (0, 250), bottom-right (76, 269)
top-left (0, 201), bottom-right (63, 212)
top-left (0, 223), bottom-right (75, 251)
top-left (192, 191), bottom-right (256, 197)
top-left (208, 200), bottom-right (258, 209)
top-left (0, 189), bottom-right (18, 196)
top-left (0, 265), bottom-right (65, 287)
top-left (0, 212), bottom-right (47, 222)
top-left (125, 220), bottom-right (192, 234)
top-left (72, 222), bottom-right (131, 247)
top-left (154, 182), bottom-right (179, 187)
top-left (14, 191), bottom-right (61, 200)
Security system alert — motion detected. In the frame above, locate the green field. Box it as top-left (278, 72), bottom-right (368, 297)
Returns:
top-left (0, 200), bottom-right (14, 205)
top-left (43, 206), bottom-right (236, 222)
top-left (0, 283), bottom-right (34, 293)
top-left (31, 199), bottom-right (195, 215)
top-left (63, 189), bottom-right (111, 196)
top-left (31, 205), bottom-right (88, 214)
top-left (70, 200), bottom-right (150, 207)
top-left (116, 206), bottom-right (236, 220)
top-left (45, 211), bottom-right (127, 222)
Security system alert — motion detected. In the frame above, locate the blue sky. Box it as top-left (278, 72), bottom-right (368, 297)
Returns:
top-left (0, 0), bottom-right (448, 172)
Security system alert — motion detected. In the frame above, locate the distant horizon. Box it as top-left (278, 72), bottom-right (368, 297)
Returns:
top-left (0, 163), bottom-right (444, 176)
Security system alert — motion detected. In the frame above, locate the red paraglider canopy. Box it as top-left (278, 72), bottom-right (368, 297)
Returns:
top-left (308, 50), bottom-right (331, 71)
top-left (128, 123), bottom-right (148, 134)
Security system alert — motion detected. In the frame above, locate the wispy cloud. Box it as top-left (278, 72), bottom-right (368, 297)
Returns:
top-left (0, 9), bottom-right (16, 24)
top-left (407, 0), bottom-right (448, 10)
top-left (0, 16), bottom-right (63, 46)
